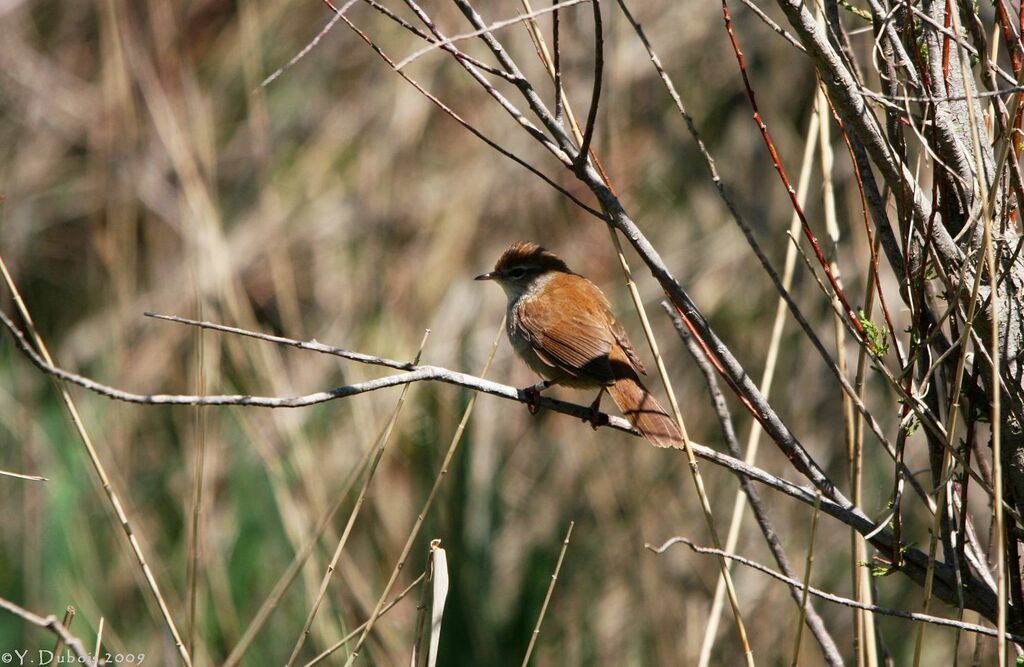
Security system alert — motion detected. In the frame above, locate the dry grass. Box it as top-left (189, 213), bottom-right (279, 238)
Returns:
top-left (0, 0), bottom-right (1007, 664)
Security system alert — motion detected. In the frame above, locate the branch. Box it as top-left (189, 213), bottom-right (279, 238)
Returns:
top-left (772, 0), bottom-right (964, 265)
top-left (358, 0), bottom-right (521, 81)
top-left (646, 537), bottom-right (1021, 643)
top-left (393, 0), bottom-right (591, 71)
top-left (1, 309), bottom-right (1001, 621)
top-left (0, 310), bottom-right (631, 424)
top-left (0, 596), bottom-right (96, 666)
top-left (573, 0), bottom-right (602, 174)
top-left (260, 0), bottom-right (358, 90)
top-left (669, 304), bottom-right (843, 667)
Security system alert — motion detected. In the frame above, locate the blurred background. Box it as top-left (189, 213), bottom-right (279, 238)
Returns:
top-left (0, 0), bottom-right (960, 664)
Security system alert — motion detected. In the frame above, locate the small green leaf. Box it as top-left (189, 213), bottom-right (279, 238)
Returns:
top-left (859, 309), bottom-right (890, 357)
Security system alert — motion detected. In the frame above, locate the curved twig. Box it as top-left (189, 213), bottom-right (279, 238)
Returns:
top-left (646, 537), bottom-right (1022, 643)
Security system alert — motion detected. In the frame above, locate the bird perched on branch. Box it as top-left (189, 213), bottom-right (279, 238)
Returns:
top-left (476, 242), bottom-right (683, 449)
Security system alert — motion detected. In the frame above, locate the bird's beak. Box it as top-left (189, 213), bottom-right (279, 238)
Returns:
top-left (474, 272), bottom-right (495, 281)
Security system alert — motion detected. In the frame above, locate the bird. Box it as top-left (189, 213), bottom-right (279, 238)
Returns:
top-left (475, 241), bottom-right (684, 449)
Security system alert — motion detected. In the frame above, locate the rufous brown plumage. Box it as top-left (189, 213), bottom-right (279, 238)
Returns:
top-left (476, 242), bottom-right (683, 448)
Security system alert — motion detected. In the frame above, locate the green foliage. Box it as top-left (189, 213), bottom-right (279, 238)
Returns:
top-left (903, 415), bottom-right (920, 438)
top-left (859, 309), bottom-right (890, 357)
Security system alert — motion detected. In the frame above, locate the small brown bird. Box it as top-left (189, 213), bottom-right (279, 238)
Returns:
top-left (476, 242), bottom-right (683, 449)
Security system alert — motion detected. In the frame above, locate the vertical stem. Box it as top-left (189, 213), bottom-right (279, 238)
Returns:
top-left (343, 321), bottom-right (506, 665)
top-left (52, 605), bottom-right (76, 661)
top-left (790, 492), bottom-right (822, 667)
top-left (948, 4), bottom-right (1006, 663)
top-left (186, 286), bottom-right (207, 658)
top-left (286, 331), bottom-right (431, 666)
top-left (521, 521), bottom-right (574, 666)
top-left (0, 255), bottom-right (193, 666)
top-left (697, 105), bottom-right (820, 667)
top-left (988, 187), bottom-right (1006, 667)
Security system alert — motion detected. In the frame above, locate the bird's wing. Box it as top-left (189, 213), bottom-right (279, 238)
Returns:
top-left (608, 316), bottom-right (646, 375)
top-left (515, 276), bottom-right (618, 384)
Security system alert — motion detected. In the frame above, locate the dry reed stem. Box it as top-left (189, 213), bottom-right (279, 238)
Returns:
top-left (186, 283), bottom-right (208, 658)
top-left (92, 617), bottom-right (104, 664)
top-left (51, 605), bottom-right (75, 663)
top-left (285, 330), bottom-right (431, 665)
top-left (790, 491), bottom-right (822, 666)
top-left (0, 468), bottom-right (47, 482)
top-left (0, 256), bottom-right (193, 666)
top-left (340, 319), bottom-right (505, 664)
top-left (409, 545), bottom-right (434, 666)
top-left (915, 7), bottom-right (1005, 663)
top-left (851, 237), bottom-right (881, 667)
top-left (303, 573), bottom-right (427, 667)
top-left (0, 596), bottom-right (95, 666)
top-left (521, 521), bottom-right (574, 666)
top-left (697, 107), bottom-right (821, 667)
top-left (394, 0), bottom-right (591, 70)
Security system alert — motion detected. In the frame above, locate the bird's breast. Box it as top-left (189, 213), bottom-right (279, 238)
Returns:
top-left (506, 298), bottom-right (553, 377)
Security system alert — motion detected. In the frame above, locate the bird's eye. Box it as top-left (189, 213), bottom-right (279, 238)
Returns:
top-left (508, 268), bottom-right (526, 279)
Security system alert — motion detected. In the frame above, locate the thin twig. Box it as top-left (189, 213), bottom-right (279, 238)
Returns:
top-left (260, 0), bottom-right (359, 89)
top-left (285, 330), bottom-right (430, 666)
top-left (647, 537), bottom-right (1022, 642)
top-left (409, 545), bottom-right (434, 666)
top-left (790, 492), bottom-right (823, 666)
top-left (52, 605), bottom-right (75, 663)
top-left (185, 290), bottom-right (207, 658)
top-left (521, 521), bottom-right (574, 666)
top-left (738, 0), bottom-right (807, 52)
top-left (394, 0), bottom-right (591, 71)
top-left (303, 573), bottom-right (427, 667)
top-left (0, 597), bottom-right (95, 666)
top-left (573, 0), bottom-right (602, 173)
top-left (0, 258), bottom-right (193, 666)
top-left (0, 468), bottom-right (47, 481)
top-left (552, 0), bottom-right (563, 123)
top-left (341, 320), bottom-right (505, 665)
top-left (359, 0), bottom-right (520, 80)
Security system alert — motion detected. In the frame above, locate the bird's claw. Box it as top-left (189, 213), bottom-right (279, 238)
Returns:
top-left (585, 409), bottom-right (606, 430)
top-left (583, 392), bottom-right (608, 429)
top-left (522, 385), bottom-right (543, 415)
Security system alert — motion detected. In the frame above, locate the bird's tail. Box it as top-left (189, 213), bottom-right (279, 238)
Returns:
top-left (607, 373), bottom-right (684, 449)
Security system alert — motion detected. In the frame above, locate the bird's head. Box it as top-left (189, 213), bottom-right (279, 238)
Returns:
top-left (475, 242), bottom-right (572, 300)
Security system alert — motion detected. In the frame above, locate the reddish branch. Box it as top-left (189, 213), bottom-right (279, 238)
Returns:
top-left (720, 0), bottom-right (864, 337)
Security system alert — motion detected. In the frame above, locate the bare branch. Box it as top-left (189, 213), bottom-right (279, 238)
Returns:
top-left (669, 303), bottom-right (843, 667)
top-left (647, 536), bottom-right (1021, 643)
top-left (573, 0), bottom-right (602, 174)
top-left (2, 309), bottom-right (636, 430)
top-left (0, 308), bottom-right (1000, 621)
top-left (259, 0), bottom-right (358, 90)
top-left (337, 14), bottom-right (606, 218)
top-left (0, 597), bottom-right (96, 666)
top-left (393, 0), bottom-right (591, 71)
